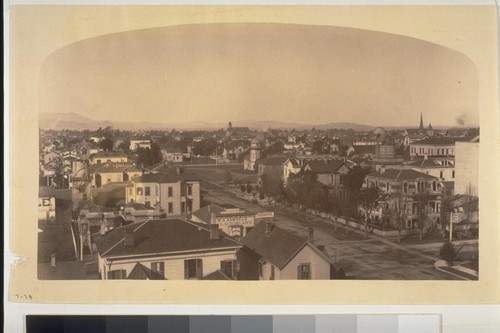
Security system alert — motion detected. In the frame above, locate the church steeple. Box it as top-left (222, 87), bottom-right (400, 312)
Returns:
top-left (419, 113), bottom-right (424, 130)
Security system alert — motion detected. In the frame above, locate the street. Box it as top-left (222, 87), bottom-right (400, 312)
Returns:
top-left (189, 164), bottom-right (477, 280)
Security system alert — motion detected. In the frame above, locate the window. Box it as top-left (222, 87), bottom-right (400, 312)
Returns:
top-left (452, 171), bottom-right (455, 178)
top-left (168, 187), bottom-right (173, 197)
top-left (107, 269), bottom-right (126, 279)
top-left (339, 174), bottom-right (345, 185)
top-left (258, 262), bottom-right (263, 277)
top-left (440, 171), bottom-right (443, 179)
top-left (297, 263), bottom-right (311, 280)
top-left (181, 202), bottom-right (186, 213)
top-left (107, 177), bottom-right (112, 183)
top-left (270, 265), bottom-right (275, 280)
top-left (432, 182), bottom-right (437, 191)
top-left (168, 202), bottom-right (173, 214)
top-left (145, 186), bottom-right (151, 196)
top-left (42, 198), bottom-right (51, 206)
top-left (151, 262), bottom-right (165, 279)
top-left (187, 185), bottom-right (192, 196)
top-left (184, 259), bottom-right (203, 279)
top-left (220, 260), bottom-right (238, 279)
top-left (129, 188), bottom-right (133, 195)
top-left (137, 187), bottom-right (143, 195)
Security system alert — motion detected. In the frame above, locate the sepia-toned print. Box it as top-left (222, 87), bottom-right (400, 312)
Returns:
top-left (10, 5), bottom-right (499, 304)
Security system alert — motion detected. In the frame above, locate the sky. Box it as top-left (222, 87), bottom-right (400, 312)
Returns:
top-left (38, 22), bottom-right (479, 127)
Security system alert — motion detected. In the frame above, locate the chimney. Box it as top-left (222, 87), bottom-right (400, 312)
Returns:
top-left (209, 223), bottom-right (220, 240)
top-left (265, 220), bottom-right (273, 238)
top-left (100, 221), bottom-right (106, 235)
top-left (124, 228), bottom-right (135, 248)
top-left (307, 227), bottom-right (314, 244)
top-left (308, 227), bottom-right (314, 244)
top-left (51, 253), bottom-right (56, 267)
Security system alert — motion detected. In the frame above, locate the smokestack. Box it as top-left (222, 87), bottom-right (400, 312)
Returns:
top-left (51, 253), bottom-right (56, 267)
top-left (308, 227), bottom-right (314, 244)
top-left (209, 224), bottom-right (220, 240)
top-left (265, 220), bottom-right (273, 238)
top-left (124, 228), bottom-right (135, 249)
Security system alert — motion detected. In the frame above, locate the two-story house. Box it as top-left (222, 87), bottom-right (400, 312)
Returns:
top-left (363, 168), bottom-right (443, 229)
top-left (303, 159), bottom-right (350, 197)
top-left (94, 219), bottom-right (242, 280)
top-left (90, 151), bottom-right (128, 165)
top-left (126, 167), bottom-right (200, 217)
top-left (409, 137), bottom-right (456, 159)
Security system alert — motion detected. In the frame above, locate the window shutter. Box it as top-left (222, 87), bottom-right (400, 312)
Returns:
top-left (297, 265), bottom-right (301, 279)
top-left (196, 259), bottom-right (203, 279)
top-left (184, 260), bottom-right (189, 279)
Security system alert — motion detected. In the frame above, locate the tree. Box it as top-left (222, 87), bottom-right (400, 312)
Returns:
top-left (246, 185), bottom-right (253, 194)
top-left (389, 193), bottom-right (407, 244)
top-left (100, 137), bottom-right (114, 151)
top-left (358, 186), bottom-right (380, 236)
top-left (344, 166), bottom-right (371, 196)
top-left (136, 142), bottom-right (162, 167)
top-left (413, 192), bottom-right (433, 242)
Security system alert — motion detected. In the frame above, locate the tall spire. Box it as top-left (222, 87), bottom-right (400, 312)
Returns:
top-left (419, 112), bottom-right (424, 130)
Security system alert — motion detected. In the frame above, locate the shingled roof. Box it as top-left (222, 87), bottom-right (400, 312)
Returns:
top-left (305, 159), bottom-right (345, 174)
top-left (367, 169), bottom-right (438, 181)
top-left (412, 137), bottom-right (456, 145)
top-left (94, 219), bottom-right (241, 259)
top-left (241, 221), bottom-right (332, 270)
top-left (127, 263), bottom-right (166, 280)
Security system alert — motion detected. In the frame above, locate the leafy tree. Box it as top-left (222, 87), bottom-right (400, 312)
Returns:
top-left (413, 192), bottom-right (433, 242)
top-left (358, 186), bottom-right (380, 236)
top-left (136, 142), bottom-right (162, 167)
top-left (100, 137), bottom-right (114, 151)
top-left (246, 184), bottom-right (253, 194)
top-left (388, 193), bottom-right (407, 243)
top-left (344, 166), bottom-right (371, 196)
top-left (192, 139), bottom-right (218, 156)
top-left (240, 184), bottom-right (246, 192)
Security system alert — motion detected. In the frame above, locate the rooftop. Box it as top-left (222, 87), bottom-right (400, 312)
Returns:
top-left (305, 159), bottom-right (345, 174)
top-left (412, 137), bottom-right (456, 145)
top-left (242, 221), bottom-right (319, 270)
top-left (94, 219), bottom-right (242, 259)
top-left (367, 169), bottom-right (438, 181)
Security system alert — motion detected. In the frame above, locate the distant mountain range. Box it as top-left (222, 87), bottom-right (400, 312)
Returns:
top-left (39, 112), bottom-right (461, 131)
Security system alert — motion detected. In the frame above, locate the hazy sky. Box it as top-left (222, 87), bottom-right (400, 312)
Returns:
top-left (39, 23), bottom-right (478, 127)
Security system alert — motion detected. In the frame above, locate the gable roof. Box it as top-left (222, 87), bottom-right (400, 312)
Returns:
top-left (241, 221), bottom-right (332, 270)
top-left (127, 263), bottom-right (166, 280)
top-left (94, 219), bottom-right (241, 259)
top-left (201, 270), bottom-right (232, 280)
top-left (406, 159), bottom-right (453, 168)
top-left (191, 203), bottom-right (225, 223)
top-left (304, 159), bottom-right (346, 174)
top-left (367, 169), bottom-right (438, 181)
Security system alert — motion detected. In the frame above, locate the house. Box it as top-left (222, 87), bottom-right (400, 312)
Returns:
top-left (190, 203), bottom-right (256, 239)
top-left (44, 151), bottom-right (61, 165)
top-left (303, 159), bottom-right (350, 197)
top-left (90, 151), bottom-right (128, 165)
top-left (404, 157), bottom-right (455, 182)
top-left (126, 167), bottom-right (201, 217)
top-left (346, 144), bottom-right (377, 157)
top-left (38, 186), bottom-right (56, 222)
top-left (256, 155), bottom-right (289, 186)
top-left (160, 145), bottom-right (184, 163)
top-left (239, 221), bottom-right (334, 280)
top-left (92, 163), bottom-right (142, 188)
top-left (94, 219), bottom-right (242, 280)
top-left (409, 137), bottom-right (456, 159)
top-left (129, 139), bottom-right (151, 151)
top-left (283, 158), bottom-right (302, 183)
top-left (363, 168), bottom-right (443, 229)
